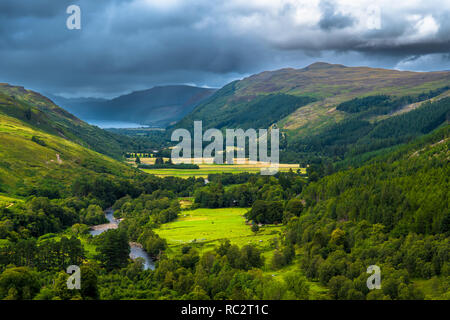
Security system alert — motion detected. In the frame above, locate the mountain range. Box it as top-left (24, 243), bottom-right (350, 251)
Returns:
top-left (175, 62), bottom-right (450, 131)
top-left (49, 85), bottom-right (216, 128)
top-left (0, 62), bottom-right (449, 195)
top-left (173, 62), bottom-right (450, 163)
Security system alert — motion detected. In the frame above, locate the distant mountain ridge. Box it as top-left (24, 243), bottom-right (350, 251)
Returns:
top-left (175, 62), bottom-right (450, 132)
top-left (172, 62), bottom-right (450, 163)
top-left (50, 85), bottom-right (217, 128)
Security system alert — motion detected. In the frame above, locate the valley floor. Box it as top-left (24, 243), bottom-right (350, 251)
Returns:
top-left (129, 156), bottom-right (304, 178)
top-left (154, 208), bottom-right (281, 255)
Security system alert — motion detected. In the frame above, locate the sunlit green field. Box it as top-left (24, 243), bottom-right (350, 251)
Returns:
top-left (154, 207), bottom-right (329, 296)
top-left (139, 162), bottom-right (304, 178)
top-left (154, 208), bottom-right (282, 255)
top-left (0, 194), bottom-right (24, 207)
top-left (413, 277), bottom-right (450, 300)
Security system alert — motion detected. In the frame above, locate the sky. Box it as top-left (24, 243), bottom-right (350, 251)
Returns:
top-left (1, 0), bottom-right (450, 98)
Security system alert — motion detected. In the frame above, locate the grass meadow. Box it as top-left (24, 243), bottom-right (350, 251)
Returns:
top-left (128, 156), bottom-right (304, 178)
top-left (154, 208), bottom-right (282, 255)
top-left (154, 207), bottom-right (330, 298)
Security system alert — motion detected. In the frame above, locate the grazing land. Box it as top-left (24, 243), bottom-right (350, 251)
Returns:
top-left (154, 207), bottom-right (329, 298)
top-left (128, 156), bottom-right (304, 178)
top-left (154, 208), bottom-right (282, 255)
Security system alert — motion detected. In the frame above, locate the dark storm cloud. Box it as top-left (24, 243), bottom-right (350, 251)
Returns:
top-left (356, 40), bottom-right (450, 57)
top-left (318, 0), bottom-right (355, 30)
top-left (0, 0), bottom-right (449, 97)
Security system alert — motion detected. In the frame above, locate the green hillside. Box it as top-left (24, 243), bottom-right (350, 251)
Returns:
top-left (0, 84), bottom-right (144, 197)
top-left (285, 124), bottom-right (450, 299)
top-left (0, 84), bottom-right (151, 159)
top-left (176, 63), bottom-right (449, 129)
top-left (0, 111), bottom-right (138, 197)
top-left (288, 97), bottom-right (450, 163)
top-left (173, 63), bottom-right (450, 163)
top-left (175, 83), bottom-right (316, 130)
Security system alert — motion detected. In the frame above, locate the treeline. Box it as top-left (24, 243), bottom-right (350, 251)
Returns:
top-left (207, 172), bottom-right (259, 185)
top-left (337, 95), bottom-right (390, 113)
top-left (107, 128), bottom-right (169, 153)
top-left (138, 163), bottom-right (199, 169)
top-left (175, 87), bottom-right (316, 131)
top-left (301, 127), bottom-right (449, 235)
top-left (336, 86), bottom-right (449, 116)
top-left (0, 236), bottom-right (84, 272)
top-left (113, 191), bottom-right (181, 257)
top-left (72, 173), bottom-right (205, 206)
top-left (0, 173), bottom-right (206, 240)
top-left (245, 198), bottom-right (304, 224)
top-left (194, 171), bottom-right (305, 209)
top-left (0, 197), bottom-right (92, 239)
top-left (0, 263), bottom-right (100, 300)
top-left (97, 240), bottom-right (313, 300)
top-left (282, 126), bottom-right (450, 299)
top-left (288, 97), bottom-right (450, 161)
top-left (0, 238), bottom-right (308, 300)
top-left (286, 217), bottom-right (449, 299)
top-left (114, 191), bottom-right (180, 225)
top-left (225, 94), bottom-right (316, 129)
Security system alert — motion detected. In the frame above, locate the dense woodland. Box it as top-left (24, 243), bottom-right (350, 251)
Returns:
top-left (283, 95), bottom-right (450, 165)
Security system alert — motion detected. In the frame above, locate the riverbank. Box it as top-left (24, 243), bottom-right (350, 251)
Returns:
top-left (89, 209), bottom-right (155, 270)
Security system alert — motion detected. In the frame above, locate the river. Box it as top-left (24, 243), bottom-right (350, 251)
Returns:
top-left (89, 209), bottom-right (155, 270)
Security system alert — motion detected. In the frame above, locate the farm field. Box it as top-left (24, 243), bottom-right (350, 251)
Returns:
top-left (413, 277), bottom-right (450, 300)
top-left (154, 207), bottom-right (330, 297)
top-left (154, 208), bottom-right (282, 256)
top-left (130, 157), bottom-right (304, 178)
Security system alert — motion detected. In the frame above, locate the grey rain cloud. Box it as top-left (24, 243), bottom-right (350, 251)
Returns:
top-left (0, 0), bottom-right (449, 97)
top-left (319, 0), bottom-right (355, 30)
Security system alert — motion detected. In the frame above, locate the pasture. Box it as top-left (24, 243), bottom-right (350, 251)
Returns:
top-left (128, 156), bottom-right (304, 178)
top-left (154, 208), bottom-right (282, 255)
top-left (153, 207), bottom-right (329, 296)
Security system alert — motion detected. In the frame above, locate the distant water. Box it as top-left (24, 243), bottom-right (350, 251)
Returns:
top-left (86, 120), bottom-right (147, 129)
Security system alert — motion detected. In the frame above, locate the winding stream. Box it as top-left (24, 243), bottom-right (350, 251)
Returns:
top-left (89, 209), bottom-right (155, 270)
